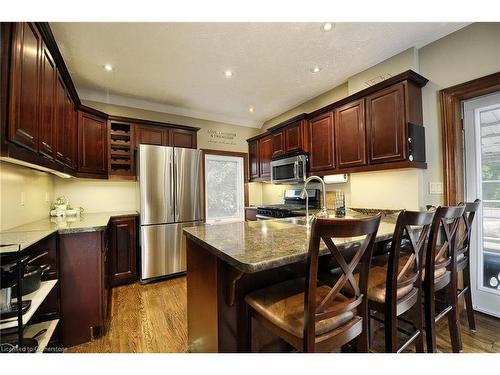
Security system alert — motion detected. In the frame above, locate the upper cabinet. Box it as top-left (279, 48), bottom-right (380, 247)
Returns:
top-left (8, 22), bottom-right (41, 151)
top-left (136, 125), bottom-right (168, 146)
top-left (248, 139), bottom-right (260, 180)
top-left (309, 112), bottom-right (335, 172)
top-left (78, 110), bottom-right (108, 177)
top-left (171, 128), bottom-right (197, 148)
top-left (248, 71), bottom-right (428, 178)
top-left (54, 73), bottom-right (67, 165)
top-left (335, 99), bottom-right (366, 168)
top-left (366, 83), bottom-right (406, 164)
top-left (259, 135), bottom-right (273, 179)
top-left (38, 44), bottom-right (56, 159)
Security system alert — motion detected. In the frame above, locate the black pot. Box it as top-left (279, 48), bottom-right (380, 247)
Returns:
top-left (12, 264), bottom-right (50, 297)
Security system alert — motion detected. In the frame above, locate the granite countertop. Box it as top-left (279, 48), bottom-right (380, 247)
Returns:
top-left (0, 211), bottom-right (138, 254)
top-left (183, 216), bottom-right (396, 274)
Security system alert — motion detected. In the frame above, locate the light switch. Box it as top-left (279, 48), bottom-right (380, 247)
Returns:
top-left (429, 182), bottom-right (443, 195)
top-left (20, 191), bottom-right (25, 206)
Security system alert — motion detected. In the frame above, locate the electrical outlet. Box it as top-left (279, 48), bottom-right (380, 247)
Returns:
top-left (20, 191), bottom-right (25, 206)
top-left (45, 192), bottom-right (49, 203)
top-left (429, 182), bottom-right (443, 195)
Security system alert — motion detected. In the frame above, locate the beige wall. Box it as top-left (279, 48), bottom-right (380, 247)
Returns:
top-left (255, 24), bottom-right (500, 209)
top-left (418, 22), bottom-right (500, 207)
top-left (83, 100), bottom-right (259, 153)
top-left (53, 177), bottom-right (138, 213)
top-left (0, 162), bottom-right (54, 231)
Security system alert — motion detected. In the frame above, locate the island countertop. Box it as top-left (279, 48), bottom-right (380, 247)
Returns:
top-left (183, 216), bottom-right (396, 274)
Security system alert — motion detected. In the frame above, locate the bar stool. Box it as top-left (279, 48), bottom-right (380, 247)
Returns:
top-left (243, 215), bottom-right (381, 353)
top-left (455, 199), bottom-right (481, 333)
top-left (361, 210), bottom-right (435, 353)
top-left (423, 205), bottom-right (466, 353)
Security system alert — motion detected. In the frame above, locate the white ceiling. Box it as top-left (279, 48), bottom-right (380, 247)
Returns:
top-left (50, 22), bottom-right (468, 128)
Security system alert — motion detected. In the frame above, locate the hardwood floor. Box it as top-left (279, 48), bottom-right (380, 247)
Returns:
top-left (67, 276), bottom-right (500, 353)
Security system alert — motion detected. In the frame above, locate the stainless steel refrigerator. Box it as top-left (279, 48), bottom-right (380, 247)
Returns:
top-left (138, 144), bottom-right (203, 281)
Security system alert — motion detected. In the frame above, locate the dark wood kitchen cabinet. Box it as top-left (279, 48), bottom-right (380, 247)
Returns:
top-left (54, 74), bottom-right (67, 165)
top-left (59, 229), bottom-right (111, 347)
top-left (308, 112), bottom-right (335, 172)
top-left (38, 44), bottom-right (56, 160)
top-left (8, 22), bottom-right (41, 152)
top-left (335, 99), bottom-right (366, 168)
top-left (259, 135), bottom-right (273, 179)
top-left (78, 110), bottom-right (108, 177)
top-left (272, 131), bottom-right (285, 157)
top-left (135, 124), bottom-right (168, 146)
top-left (64, 93), bottom-right (77, 169)
top-left (110, 216), bottom-right (138, 286)
top-left (283, 121), bottom-right (303, 153)
top-left (248, 139), bottom-right (260, 180)
top-left (171, 127), bottom-right (197, 148)
top-left (366, 82), bottom-right (407, 164)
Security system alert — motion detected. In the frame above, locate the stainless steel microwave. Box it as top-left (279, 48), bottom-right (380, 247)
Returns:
top-left (271, 154), bottom-right (307, 184)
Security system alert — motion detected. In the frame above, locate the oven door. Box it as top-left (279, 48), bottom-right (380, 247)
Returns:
top-left (271, 155), bottom-right (306, 184)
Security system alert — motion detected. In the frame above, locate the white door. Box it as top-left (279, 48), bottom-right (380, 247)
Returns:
top-left (204, 154), bottom-right (245, 223)
top-left (464, 92), bottom-right (500, 317)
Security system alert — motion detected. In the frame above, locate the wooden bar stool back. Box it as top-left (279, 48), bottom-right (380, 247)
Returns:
top-left (368, 210), bottom-right (434, 353)
top-left (456, 199), bottom-right (481, 332)
top-left (244, 215), bottom-right (381, 353)
top-left (424, 205), bottom-right (466, 353)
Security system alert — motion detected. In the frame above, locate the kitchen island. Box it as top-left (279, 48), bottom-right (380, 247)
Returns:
top-left (183, 216), bottom-right (396, 353)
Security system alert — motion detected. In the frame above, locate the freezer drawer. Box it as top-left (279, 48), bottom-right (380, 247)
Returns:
top-left (140, 222), bottom-right (201, 280)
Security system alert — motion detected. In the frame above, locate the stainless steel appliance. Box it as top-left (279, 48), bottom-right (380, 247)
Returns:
top-left (256, 189), bottom-right (320, 219)
top-left (138, 144), bottom-right (203, 281)
top-left (271, 154), bottom-right (307, 184)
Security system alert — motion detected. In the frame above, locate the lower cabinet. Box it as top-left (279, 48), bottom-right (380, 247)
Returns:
top-left (59, 229), bottom-right (111, 347)
top-left (110, 216), bottom-right (138, 286)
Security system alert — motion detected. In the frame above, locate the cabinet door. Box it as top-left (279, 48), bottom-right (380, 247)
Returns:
top-left (259, 135), bottom-right (273, 179)
top-left (136, 125), bottom-right (167, 146)
top-left (64, 94), bottom-right (77, 169)
top-left (110, 217), bottom-right (137, 286)
top-left (38, 44), bottom-right (56, 159)
top-left (170, 128), bottom-right (197, 148)
top-left (272, 130), bottom-right (284, 157)
top-left (284, 122), bottom-right (302, 153)
top-left (335, 99), bottom-right (366, 168)
top-left (366, 83), bottom-right (406, 164)
top-left (309, 112), bottom-right (335, 171)
top-left (78, 111), bottom-right (108, 175)
top-left (248, 140), bottom-right (260, 180)
top-left (54, 74), bottom-right (66, 164)
top-left (8, 22), bottom-right (41, 151)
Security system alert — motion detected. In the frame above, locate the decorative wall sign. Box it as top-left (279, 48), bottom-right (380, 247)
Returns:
top-left (364, 73), bottom-right (393, 88)
top-left (207, 129), bottom-right (237, 146)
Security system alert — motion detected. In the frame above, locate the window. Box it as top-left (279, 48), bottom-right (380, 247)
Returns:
top-left (204, 154), bottom-right (245, 223)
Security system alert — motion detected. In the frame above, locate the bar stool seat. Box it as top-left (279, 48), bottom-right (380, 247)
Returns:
top-left (245, 278), bottom-right (356, 338)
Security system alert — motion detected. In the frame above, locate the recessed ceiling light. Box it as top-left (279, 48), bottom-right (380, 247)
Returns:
top-left (321, 23), bottom-right (334, 32)
top-left (248, 106), bottom-right (255, 113)
top-left (104, 64), bottom-right (114, 72)
top-left (224, 70), bottom-right (233, 78)
top-left (311, 66), bottom-right (322, 73)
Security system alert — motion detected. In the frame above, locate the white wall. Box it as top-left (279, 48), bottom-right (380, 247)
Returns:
top-left (53, 178), bottom-right (138, 213)
top-left (0, 162), bottom-right (54, 231)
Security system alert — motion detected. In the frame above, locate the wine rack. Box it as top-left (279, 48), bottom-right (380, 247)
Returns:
top-left (108, 120), bottom-right (135, 179)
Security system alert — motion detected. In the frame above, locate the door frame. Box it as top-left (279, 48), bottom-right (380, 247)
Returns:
top-left (440, 71), bottom-right (500, 205)
top-left (200, 149), bottom-right (249, 222)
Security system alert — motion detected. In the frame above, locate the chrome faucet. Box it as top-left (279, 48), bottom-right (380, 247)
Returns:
top-left (300, 176), bottom-right (329, 224)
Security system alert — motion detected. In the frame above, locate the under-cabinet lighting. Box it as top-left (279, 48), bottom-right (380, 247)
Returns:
top-left (0, 157), bottom-right (72, 179)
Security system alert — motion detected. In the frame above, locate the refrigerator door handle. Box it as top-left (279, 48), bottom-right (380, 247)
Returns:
top-left (170, 151), bottom-right (176, 221)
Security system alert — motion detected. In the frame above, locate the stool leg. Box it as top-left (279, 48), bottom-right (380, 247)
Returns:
top-left (384, 308), bottom-right (398, 353)
top-left (424, 286), bottom-right (436, 353)
top-left (447, 282), bottom-right (463, 353)
top-left (463, 266), bottom-right (476, 331)
top-left (413, 291), bottom-right (425, 353)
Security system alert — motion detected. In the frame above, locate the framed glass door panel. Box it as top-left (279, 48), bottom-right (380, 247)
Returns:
top-left (464, 92), bottom-right (500, 317)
